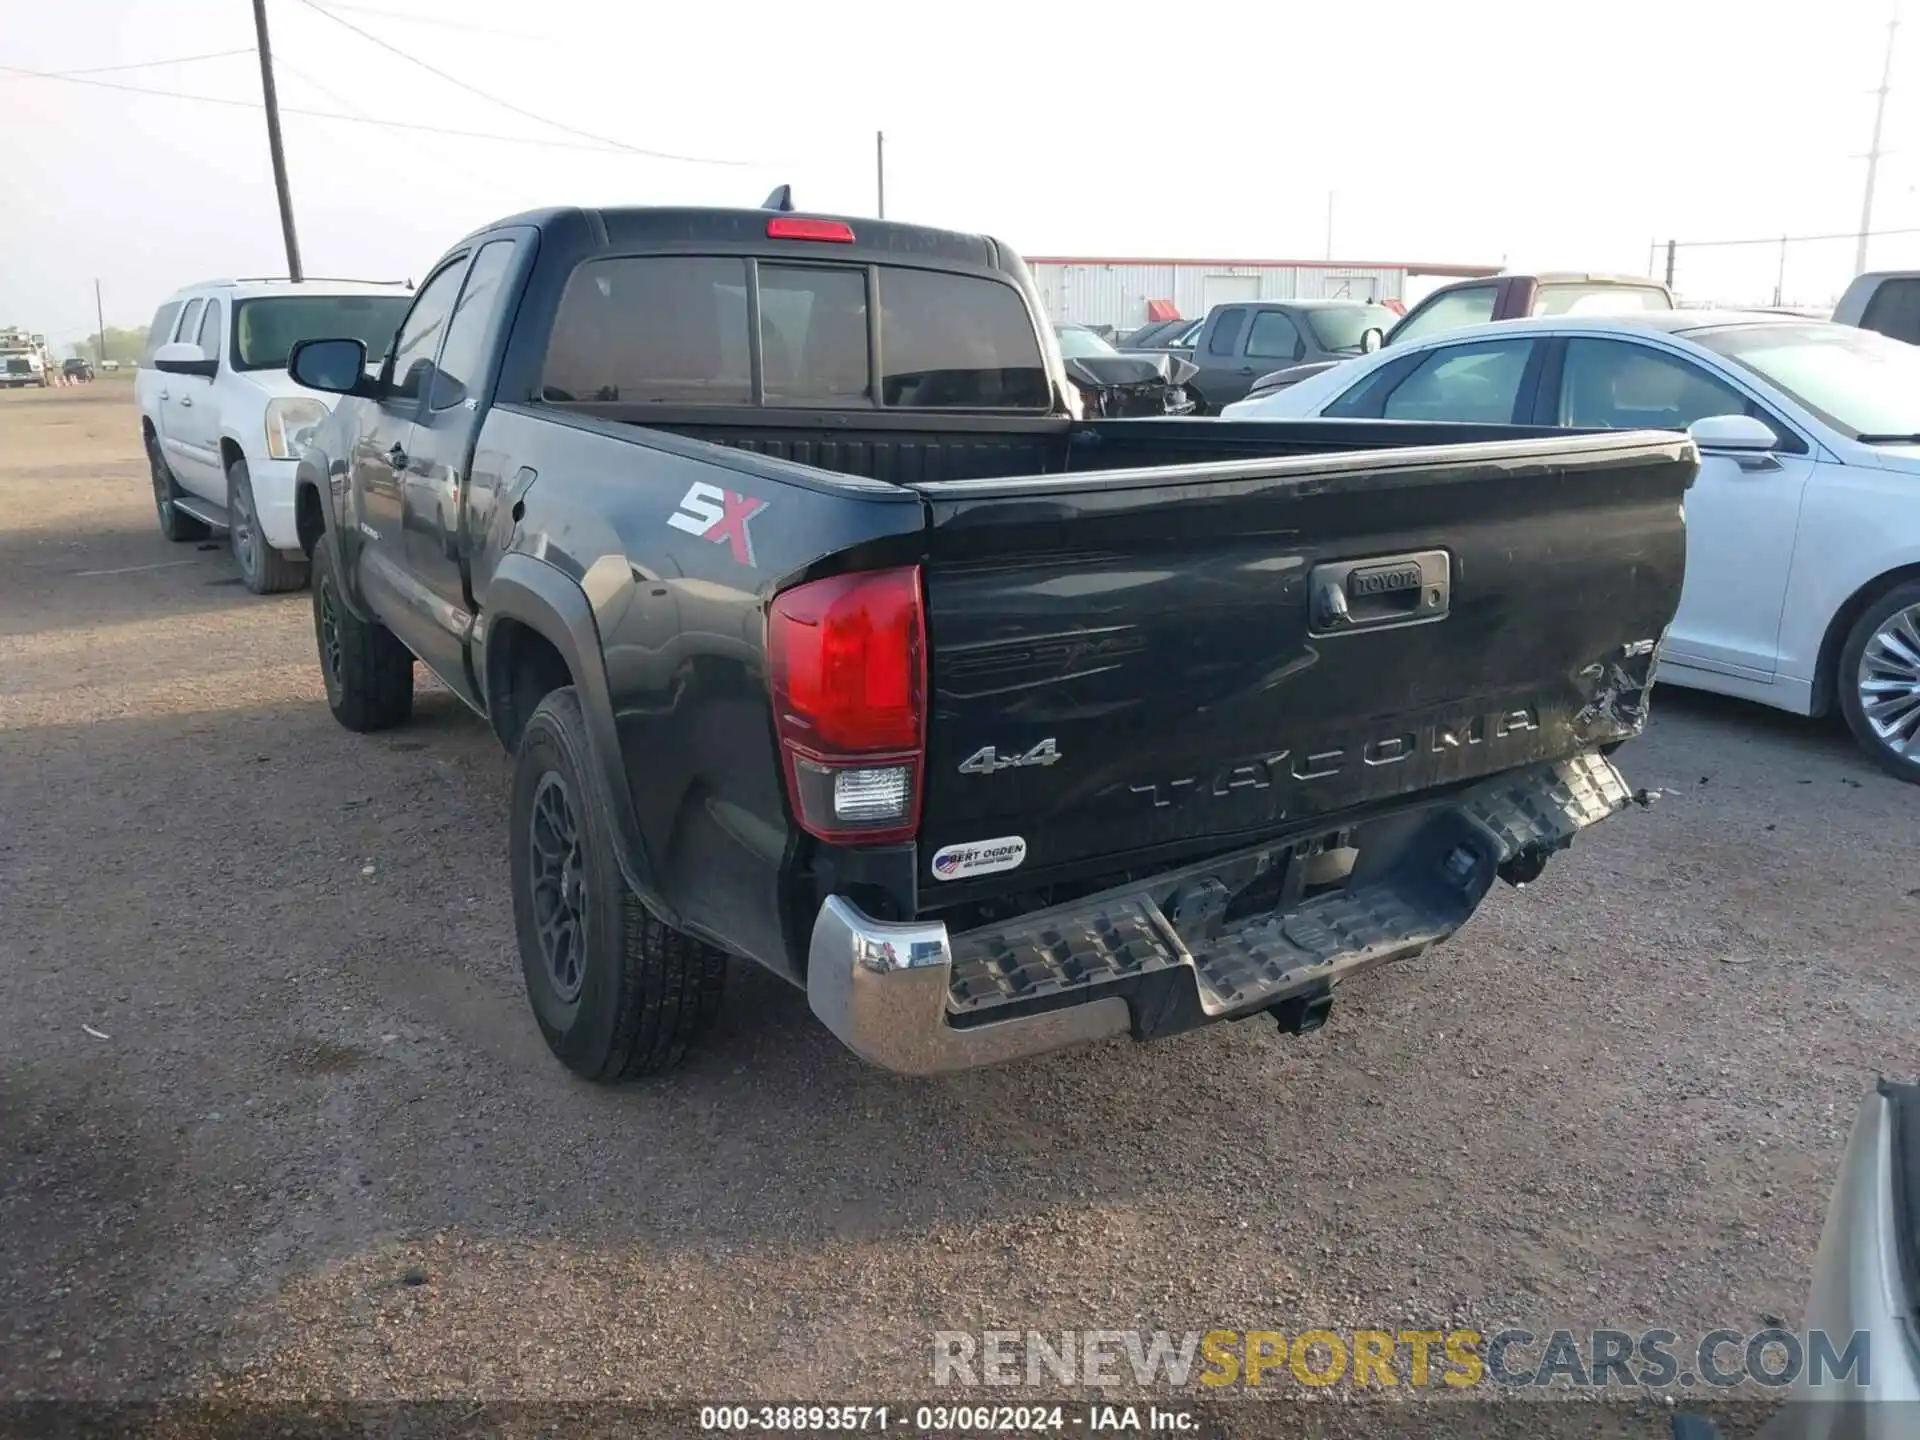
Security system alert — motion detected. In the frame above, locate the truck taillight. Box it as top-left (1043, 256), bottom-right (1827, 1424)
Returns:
top-left (768, 566), bottom-right (926, 844)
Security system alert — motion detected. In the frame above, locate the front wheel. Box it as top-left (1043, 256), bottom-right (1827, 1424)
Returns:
top-left (229, 459), bottom-right (309, 595)
top-left (511, 687), bottom-right (727, 1080)
top-left (147, 436), bottom-right (210, 542)
top-left (310, 532), bottom-right (413, 732)
top-left (1838, 579), bottom-right (1920, 782)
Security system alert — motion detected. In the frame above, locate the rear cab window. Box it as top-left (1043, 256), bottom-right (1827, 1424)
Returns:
top-left (1533, 284), bottom-right (1673, 317)
top-left (541, 255), bottom-right (1048, 410)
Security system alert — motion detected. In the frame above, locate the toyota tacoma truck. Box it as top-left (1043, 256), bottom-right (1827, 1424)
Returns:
top-left (286, 196), bottom-right (1692, 1079)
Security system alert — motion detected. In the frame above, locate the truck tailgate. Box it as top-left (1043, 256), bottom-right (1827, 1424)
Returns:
top-left (911, 430), bottom-right (1691, 896)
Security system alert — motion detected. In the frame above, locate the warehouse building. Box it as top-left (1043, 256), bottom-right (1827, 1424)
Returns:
top-left (1026, 255), bottom-right (1502, 332)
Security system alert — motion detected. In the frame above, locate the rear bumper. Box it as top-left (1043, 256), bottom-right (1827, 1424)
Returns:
top-left (807, 751), bottom-right (1632, 1075)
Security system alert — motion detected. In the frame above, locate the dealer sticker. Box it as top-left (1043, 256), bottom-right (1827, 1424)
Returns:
top-left (930, 836), bottom-right (1027, 882)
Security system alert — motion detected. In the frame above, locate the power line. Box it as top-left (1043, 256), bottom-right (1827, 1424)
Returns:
top-left (0, 48), bottom-right (252, 79)
top-left (311, 2), bottom-right (545, 41)
top-left (0, 63), bottom-right (728, 156)
top-left (1673, 224), bottom-right (1920, 250)
top-left (286, 0), bottom-right (752, 166)
top-left (277, 57), bottom-right (497, 187)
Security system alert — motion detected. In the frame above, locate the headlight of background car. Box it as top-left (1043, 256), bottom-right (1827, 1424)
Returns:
top-left (264, 397), bottom-right (331, 460)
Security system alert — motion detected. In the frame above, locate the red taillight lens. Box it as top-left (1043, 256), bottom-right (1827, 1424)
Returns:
top-left (767, 216), bottom-right (856, 243)
top-left (769, 566), bottom-right (926, 843)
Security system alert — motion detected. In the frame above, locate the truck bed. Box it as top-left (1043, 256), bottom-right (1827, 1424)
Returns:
top-left (531, 403), bottom-right (1596, 487)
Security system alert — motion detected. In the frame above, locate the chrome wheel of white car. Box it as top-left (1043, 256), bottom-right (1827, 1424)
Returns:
top-left (1858, 604), bottom-right (1920, 754)
top-left (1839, 581), bottom-right (1920, 782)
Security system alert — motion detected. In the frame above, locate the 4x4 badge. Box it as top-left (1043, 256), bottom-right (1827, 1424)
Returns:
top-left (959, 739), bottom-right (1060, 775)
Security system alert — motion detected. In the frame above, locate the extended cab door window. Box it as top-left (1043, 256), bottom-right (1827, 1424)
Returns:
top-left (1391, 285), bottom-right (1497, 345)
top-left (1378, 338), bottom-right (1536, 423)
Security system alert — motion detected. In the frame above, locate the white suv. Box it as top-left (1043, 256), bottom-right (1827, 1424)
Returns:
top-left (137, 278), bottom-right (413, 593)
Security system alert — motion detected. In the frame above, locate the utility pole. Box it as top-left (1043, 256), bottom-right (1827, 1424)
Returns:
top-left (875, 130), bottom-right (886, 219)
top-left (252, 0), bottom-right (303, 280)
top-left (1664, 238), bottom-right (1677, 290)
top-left (94, 279), bottom-right (106, 365)
top-left (1774, 235), bottom-right (1788, 306)
top-left (1857, 7), bottom-right (1900, 276)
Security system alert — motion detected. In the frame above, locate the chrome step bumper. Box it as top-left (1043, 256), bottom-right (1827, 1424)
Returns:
top-left (806, 752), bottom-right (1631, 1075)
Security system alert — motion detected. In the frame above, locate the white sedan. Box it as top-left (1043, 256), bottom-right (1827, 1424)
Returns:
top-left (1222, 311), bottom-right (1920, 780)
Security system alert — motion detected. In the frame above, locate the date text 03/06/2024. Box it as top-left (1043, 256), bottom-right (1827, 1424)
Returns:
top-left (697, 1405), bottom-right (1197, 1432)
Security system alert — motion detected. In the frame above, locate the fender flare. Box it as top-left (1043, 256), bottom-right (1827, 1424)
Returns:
top-left (477, 552), bottom-right (667, 922)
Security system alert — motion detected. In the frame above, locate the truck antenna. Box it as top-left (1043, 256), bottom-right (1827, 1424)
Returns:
top-left (762, 185), bottom-right (794, 212)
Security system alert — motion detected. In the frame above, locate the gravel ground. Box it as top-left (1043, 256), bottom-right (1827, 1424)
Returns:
top-left (2, 385), bottom-right (1915, 1436)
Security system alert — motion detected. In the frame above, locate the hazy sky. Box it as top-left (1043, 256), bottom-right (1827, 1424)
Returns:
top-left (3, 0), bottom-right (1914, 348)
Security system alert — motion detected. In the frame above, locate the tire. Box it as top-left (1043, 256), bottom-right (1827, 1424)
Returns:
top-left (1837, 578), bottom-right (1920, 783)
top-left (511, 686), bottom-right (727, 1081)
top-left (147, 434), bottom-right (211, 542)
top-left (311, 531), bottom-right (413, 732)
top-left (228, 458), bottom-right (309, 595)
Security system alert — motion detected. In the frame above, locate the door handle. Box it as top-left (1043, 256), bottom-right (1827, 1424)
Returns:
top-left (388, 443), bottom-right (408, 470)
top-left (158, 390), bottom-right (170, 401)
top-left (178, 396), bottom-right (193, 408)
top-left (1238, 366), bottom-right (1256, 374)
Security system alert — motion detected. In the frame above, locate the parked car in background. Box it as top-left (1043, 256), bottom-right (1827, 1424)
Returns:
top-left (1054, 323), bottom-right (1197, 416)
top-left (1153, 300), bottom-right (1402, 412)
top-left (1116, 318), bottom-right (1191, 349)
top-left (62, 357), bottom-right (94, 382)
top-left (99, 359), bottom-right (120, 371)
top-left (1119, 316), bottom-right (1203, 354)
top-left (136, 278), bottom-right (414, 593)
top-left (1245, 272), bottom-right (1675, 400)
top-left (285, 198), bottom-right (1686, 1080)
top-left (1226, 311), bottom-right (1920, 780)
top-left (1832, 269), bottom-right (1920, 344)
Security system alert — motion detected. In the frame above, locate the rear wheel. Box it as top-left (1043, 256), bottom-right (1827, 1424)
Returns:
top-left (511, 686), bottom-right (727, 1080)
top-left (311, 532), bottom-right (413, 732)
top-left (147, 435), bottom-right (210, 542)
top-left (228, 458), bottom-right (309, 595)
top-left (1838, 579), bottom-right (1920, 782)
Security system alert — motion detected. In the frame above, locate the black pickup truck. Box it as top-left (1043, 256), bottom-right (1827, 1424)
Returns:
top-left (286, 198), bottom-right (1692, 1080)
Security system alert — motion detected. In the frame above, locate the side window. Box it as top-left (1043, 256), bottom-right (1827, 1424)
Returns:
top-left (1859, 278), bottom-right (1920, 345)
top-left (143, 302), bottom-right (182, 363)
top-left (1244, 311), bottom-right (1302, 361)
top-left (1207, 308), bottom-right (1248, 356)
top-left (1381, 339), bottom-right (1535, 423)
top-left (195, 299), bottom-right (223, 365)
top-left (174, 298), bottom-right (205, 353)
top-left (429, 240), bottom-right (517, 411)
top-left (1392, 285), bottom-right (1498, 345)
top-left (1558, 338), bottom-right (1757, 432)
top-left (387, 258), bottom-right (469, 403)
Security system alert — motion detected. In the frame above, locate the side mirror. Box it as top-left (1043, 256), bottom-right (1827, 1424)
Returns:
top-left (152, 341), bottom-right (217, 379)
top-left (289, 337), bottom-right (370, 396)
top-left (1687, 413), bottom-right (1777, 451)
top-left (1360, 328), bottom-right (1385, 354)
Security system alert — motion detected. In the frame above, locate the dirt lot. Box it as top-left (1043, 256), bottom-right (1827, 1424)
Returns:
top-left (2, 384), bottom-right (1916, 1431)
